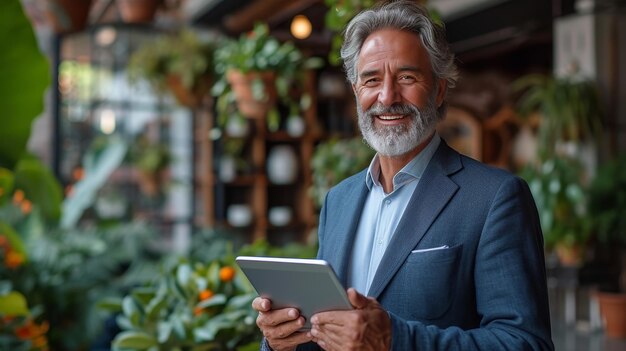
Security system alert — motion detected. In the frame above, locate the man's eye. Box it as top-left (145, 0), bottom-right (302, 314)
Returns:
top-left (364, 78), bottom-right (379, 86)
top-left (399, 75), bottom-right (415, 82)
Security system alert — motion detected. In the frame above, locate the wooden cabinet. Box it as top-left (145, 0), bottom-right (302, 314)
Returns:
top-left (206, 72), bottom-right (323, 245)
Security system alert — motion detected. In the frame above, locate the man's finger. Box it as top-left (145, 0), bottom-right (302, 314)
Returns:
top-left (310, 323), bottom-right (346, 351)
top-left (252, 297), bottom-right (271, 312)
top-left (347, 288), bottom-right (369, 309)
top-left (269, 330), bottom-right (312, 351)
top-left (257, 308), bottom-right (301, 327)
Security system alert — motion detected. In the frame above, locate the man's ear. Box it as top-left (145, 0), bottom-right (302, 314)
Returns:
top-left (436, 78), bottom-right (446, 107)
top-left (352, 83), bottom-right (357, 96)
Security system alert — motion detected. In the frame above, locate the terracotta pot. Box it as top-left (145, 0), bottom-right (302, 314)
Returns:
top-left (117, 0), bottom-right (160, 23)
top-left (165, 74), bottom-right (211, 107)
top-left (137, 170), bottom-right (159, 197)
top-left (226, 69), bottom-right (276, 119)
top-left (555, 243), bottom-right (584, 267)
top-left (596, 291), bottom-right (626, 338)
top-left (46, 0), bottom-right (93, 34)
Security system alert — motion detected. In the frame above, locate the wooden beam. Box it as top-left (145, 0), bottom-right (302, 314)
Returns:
top-left (224, 0), bottom-right (321, 34)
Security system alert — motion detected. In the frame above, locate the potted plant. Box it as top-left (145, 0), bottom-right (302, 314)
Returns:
top-left (309, 137), bottom-right (375, 208)
top-left (212, 23), bottom-right (321, 131)
top-left (128, 28), bottom-right (217, 107)
top-left (106, 257), bottom-right (261, 351)
top-left (116, 0), bottom-right (162, 23)
top-left (514, 73), bottom-right (603, 266)
top-left (514, 73), bottom-right (602, 160)
top-left (588, 154), bottom-right (626, 338)
top-left (520, 157), bottom-right (592, 267)
top-left (40, 0), bottom-right (93, 34)
top-left (129, 136), bottom-right (172, 197)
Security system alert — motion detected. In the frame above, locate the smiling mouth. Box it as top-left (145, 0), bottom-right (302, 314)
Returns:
top-left (377, 114), bottom-right (406, 121)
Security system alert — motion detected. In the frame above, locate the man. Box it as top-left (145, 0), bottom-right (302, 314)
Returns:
top-left (253, 1), bottom-right (554, 350)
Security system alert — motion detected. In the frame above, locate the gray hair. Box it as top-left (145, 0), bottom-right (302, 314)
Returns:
top-left (341, 0), bottom-right (458, 115)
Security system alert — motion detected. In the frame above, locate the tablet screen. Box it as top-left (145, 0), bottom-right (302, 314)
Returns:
top-left (236, 256), bottom-right (353, 329)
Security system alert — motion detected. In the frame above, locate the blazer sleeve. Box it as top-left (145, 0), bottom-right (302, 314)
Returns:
top-left (389, 176), bottom-right (554, 351)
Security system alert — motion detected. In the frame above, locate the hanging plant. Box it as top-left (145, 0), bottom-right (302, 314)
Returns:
top-left (212, 23), bottom-right (322, 131)
top-left (128, 29), bottom-right (218, 107)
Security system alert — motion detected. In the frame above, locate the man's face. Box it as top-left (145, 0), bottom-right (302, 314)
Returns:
top-left (352, 29), bottom-right (446, 157)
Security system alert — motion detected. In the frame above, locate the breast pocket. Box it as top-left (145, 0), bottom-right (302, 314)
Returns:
top-left (395, 244), bottom-right (462, 320)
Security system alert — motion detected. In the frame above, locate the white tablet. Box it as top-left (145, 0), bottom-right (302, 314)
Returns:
top-left (235, 256), bottom-right (353, 329)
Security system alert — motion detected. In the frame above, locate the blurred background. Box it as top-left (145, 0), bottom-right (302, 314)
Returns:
top-left (1, 0), bottom-right (626, 350)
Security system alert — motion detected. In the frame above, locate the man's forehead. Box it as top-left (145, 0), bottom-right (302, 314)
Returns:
top-left (356, 29), bottom-right (429, 73)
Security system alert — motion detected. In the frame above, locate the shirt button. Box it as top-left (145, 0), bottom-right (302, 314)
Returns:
top-left (385, 199), bottom-right (391, 205)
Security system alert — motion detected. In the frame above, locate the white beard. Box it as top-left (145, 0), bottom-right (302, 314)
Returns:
top-left (357, 95), bottom-right (439, 157)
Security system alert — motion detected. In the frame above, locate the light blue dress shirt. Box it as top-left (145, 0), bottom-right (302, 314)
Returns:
top-left (347, 133), bottom-right (441, 295)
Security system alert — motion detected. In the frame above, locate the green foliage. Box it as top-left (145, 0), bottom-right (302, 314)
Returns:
top-left (61, 136), bottom-right (128, 229)
top-left (109, 258), bottom-right (259, 351)
top-left (588, 154), bottom-right (626, 246)
top-left (212, 23), bottom-right (322, 132)
top-left (513, 74), bottom-right (603, 159)
top-left (309, 137), bottom-right (375, 207)
top-left (13, 157), bottom-right (63, 224)
top-left (0, 291), bottom-right (29, 317)
top-left (324, 0), bottom-right (377, 66)
top-left (323, 0), bottom-right (440, 66)
top-left (213, 23), bottom-right (307, 76)
top-left (521, 157), bottom-right (591, 248)
top-left (104, 232), bottom-right (316, 351)
top-left (0, 0), bottom-right (50, 169)
top-left (129, 29), bottom-right (217, 95)
top-left (130, 136), bottom-right (172, 174)
top-left (2, 219), bottom-right (162, 350)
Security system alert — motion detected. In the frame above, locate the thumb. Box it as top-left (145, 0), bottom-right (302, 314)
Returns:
top-left (347, 288), bottom-right (369, 309)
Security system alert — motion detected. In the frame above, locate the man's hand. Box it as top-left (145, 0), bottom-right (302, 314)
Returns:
top-left (308, 288), bottom-right (392, 351)
top-left (252, 297), bottom-right (312, 351)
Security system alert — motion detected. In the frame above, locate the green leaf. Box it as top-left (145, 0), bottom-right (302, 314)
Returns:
top-left (226, 293), bottom-right (256, 310)
top-left (0, 0), bottom-right (50, 169)
top-left (122, 296), bottom-right (141, 326)
top-left (0, 281), bottom-right (12, 295)
top-left (13, 156), bottom-right (63, 223)
top-left (132, 287), bottom-right (157, 307)
top-left (0, 221), bottom-right (26, 257)
top-left (116, 315), bottom-right (134, 331)
top-left (0, 291), bottom-right (29, 316)
top-left (207, 261), bottom-right (220, 289)
top-left (196, 294), bottom-right (227, 309)
top-left (157, 321), bottom-right (172, 343)
top-left (0, 168), bottom-right (15, 203)
top-left (176, 263), bottom-right (193, 288)
top-left (171, 316), bottom-right (187, 340)
top-left (146, 294), bottom-right (168, 319)
top-left (112, 331), bottom-right (158, 350)
top-left (96, 297), bottom-right (123, 313)
top-left (61, 137), bottom-right (128, 228)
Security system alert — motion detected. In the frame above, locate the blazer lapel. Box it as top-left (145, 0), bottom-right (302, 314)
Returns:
top-left (324, 172), bottom-right (369, 287)
top-left (367, 142), bottom-right (462, 298)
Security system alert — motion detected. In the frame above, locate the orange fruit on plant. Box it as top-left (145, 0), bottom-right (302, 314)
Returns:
top-left (219, 266), bottom-right (236, 282)
top-left (21, 200), bottom-right (32, 215)
top-left (13, 190), bottom-right (25, 204)
top-left (198, 289), bottom-right (214, 301)
top-left (4, 250), bottom-right (24, 269)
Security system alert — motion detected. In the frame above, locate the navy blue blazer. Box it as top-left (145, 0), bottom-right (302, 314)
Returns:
top-left (264, 141), bottom-right (554, 351)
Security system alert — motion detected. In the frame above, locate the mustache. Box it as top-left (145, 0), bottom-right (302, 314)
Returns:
top-left (365, 103), bottom-right (421, 117)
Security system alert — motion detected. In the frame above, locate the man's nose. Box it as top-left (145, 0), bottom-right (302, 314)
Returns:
top-left (378, 77), bottom-right (400, 106)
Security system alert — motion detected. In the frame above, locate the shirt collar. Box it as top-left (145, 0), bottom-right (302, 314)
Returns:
top-left (365, 133), bottom-right (441, 191)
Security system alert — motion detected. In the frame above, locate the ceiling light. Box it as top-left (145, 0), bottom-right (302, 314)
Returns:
top-left (290, 15), bottom-right (312, 40)
top-left (95, 26), bottom-right (117, 47)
